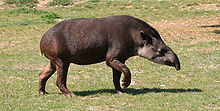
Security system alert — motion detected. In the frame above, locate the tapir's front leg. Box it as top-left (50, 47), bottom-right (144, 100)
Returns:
top-left (112, 69), bottom-right (123, 94)
top-left (106, 56), bottom-right (131, 91)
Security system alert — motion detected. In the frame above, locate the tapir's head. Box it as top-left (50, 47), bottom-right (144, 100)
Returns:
top-left (136, 29), bottom-right (180, 70)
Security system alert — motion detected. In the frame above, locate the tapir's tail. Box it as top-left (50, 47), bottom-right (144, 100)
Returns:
top-left (40, 39), bottom-right (45, 56)
top-left (40, 33), bottom-right (46, 56)
top-left (40, 51), bottom-right (44, 56)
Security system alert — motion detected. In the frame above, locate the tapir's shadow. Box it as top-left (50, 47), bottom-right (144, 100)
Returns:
top-left (72, 88), bottom-right (202, 96)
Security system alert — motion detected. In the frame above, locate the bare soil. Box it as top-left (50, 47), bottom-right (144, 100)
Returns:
top-left (150, 16), bottom-right (220, 43)
top-left (182, 3), bottom-right (220, 11)
top-left (36, 0), bottom-right (51, 9)
top-left (0, 1), bottom-right (3, 5)
top-left (35, 0), bottom-right (86, 9)
top-left (0, 1), bottom-right (4, 9)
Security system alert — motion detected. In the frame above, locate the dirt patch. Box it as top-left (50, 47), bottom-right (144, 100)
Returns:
top-left (8, 76), bottom-right (24, 80)
top-left (74, 1), bottom-right (86, 5)
top-left (0, 1), bottom-right (4, 5)
top-left (0, 41), bottom-right (16, 49)
top-left (14, 64), bottom-right (45, 70)
top-left (182, 3), bottom-right (220, 11)
top-left (125, 5), bottom-right (134, 9)
top-left (35, 0), bottom-right (86, 9)
top-left (150, 16), bottom-right (220, 44)
top-left (36, 0), bottom-right (52, 9)
top-left (0, 1), bottom-right (4, 9)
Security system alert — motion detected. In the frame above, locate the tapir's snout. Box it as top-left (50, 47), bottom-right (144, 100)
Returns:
top-left (174, 58), bottom-right (181, 70)
top-left (165, 50), bottom-right (181, 70)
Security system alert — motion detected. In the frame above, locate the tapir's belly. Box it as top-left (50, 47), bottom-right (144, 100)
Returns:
top-left (66, 38), bottom-right (108, 65)
top-left (69, 48), bottom-right (107, 65)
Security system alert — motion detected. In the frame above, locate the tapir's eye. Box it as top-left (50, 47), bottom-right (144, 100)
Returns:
top-left (140, 31), bottom-right (152, 45)
top-left (158, 49), bottom-right (167, 56)
top-left (161, 49), bottom-right (167, 53)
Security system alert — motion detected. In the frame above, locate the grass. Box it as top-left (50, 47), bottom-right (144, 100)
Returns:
top-left (4, 0), bottom-right (38, 8)
top-left (48, 0), bottom-right (73, 6)
top-left (4, 0), bottom-right (38, 4)
top-left (0, 0), bottom-right (219, 110)
top-left (41, 12), bottom-right (62, 23)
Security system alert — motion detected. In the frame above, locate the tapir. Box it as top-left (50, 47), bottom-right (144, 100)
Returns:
top-left (39, 15), bottom-right (180, 97)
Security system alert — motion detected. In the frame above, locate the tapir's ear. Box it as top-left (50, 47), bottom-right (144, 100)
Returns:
top-left (140, 31), bottom-right (152, 44)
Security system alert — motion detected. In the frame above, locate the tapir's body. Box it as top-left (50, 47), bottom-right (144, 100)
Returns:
top-left (39, 15), bottom-right (180, 97)
top-left (41, 16), bottom-right (136, 65)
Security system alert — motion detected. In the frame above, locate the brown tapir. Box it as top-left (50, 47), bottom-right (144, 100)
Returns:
top-left (39, 15), bottom-right (180, 97)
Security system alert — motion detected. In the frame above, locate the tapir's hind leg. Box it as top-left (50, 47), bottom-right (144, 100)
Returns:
top-left (39, 61), bottom-right (56, 94)
top-left (55, 59), bottom-right (75, 97)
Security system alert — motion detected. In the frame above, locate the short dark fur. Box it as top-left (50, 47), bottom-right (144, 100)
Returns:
top-left (39, 15), bottom-right (180, 97)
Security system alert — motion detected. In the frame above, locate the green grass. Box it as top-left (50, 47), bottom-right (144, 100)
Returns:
top-left (4, 0), bottom-right (38, 4)
top-left (4, 0), bottom-right (38, 8)
top-left (48, 0), bottom-right (73, 6)
top-left (0, 0), bottom-right (219, 110)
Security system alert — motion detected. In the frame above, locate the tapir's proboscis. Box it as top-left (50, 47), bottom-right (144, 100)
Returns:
top-left (39, 15), bottom-right (180, 97)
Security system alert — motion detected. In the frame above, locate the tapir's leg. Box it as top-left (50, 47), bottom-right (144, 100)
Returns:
top-left (39, 61), bottom-right (56, 94)
top-left (112, 69), bottom-right (124, 94)
top-left (106, 56), bottom-right (131, 89)
top-left (55, 59), bottom-right (75, 97)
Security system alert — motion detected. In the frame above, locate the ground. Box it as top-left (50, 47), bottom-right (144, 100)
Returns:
top-left (36, 0), bottom-right (51, 9)
top-left (0, 0), bottom-right (219, 110)
top-left (151, 16), bottom-right (220, 43)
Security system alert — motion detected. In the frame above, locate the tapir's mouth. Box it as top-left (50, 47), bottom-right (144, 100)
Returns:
top-left (174, 63), bottom-right (180, 70)
top-left (165, 61), bottom-right (180, 70)
top-left (165, 61), bottom-right (173, 66)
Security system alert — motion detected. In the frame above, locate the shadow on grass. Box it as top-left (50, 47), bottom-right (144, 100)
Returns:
top-left (201, 25), bottom-right (220, 27)
top-left (200, 25), bottom-right (220, 34)
top-left (72, 88), bottom-right (202, 96)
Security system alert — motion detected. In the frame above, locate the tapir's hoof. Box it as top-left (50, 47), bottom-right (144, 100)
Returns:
top-left (122, 81), bottom-right (130, 88)
top-left (122, 79), bottom-right (131, 88)
top-left (117, 90), bottom-right (125, 94)
top-left (39, 91), bottom-right (48, 95)
top-left (64, 93), bottom-right (76, 97)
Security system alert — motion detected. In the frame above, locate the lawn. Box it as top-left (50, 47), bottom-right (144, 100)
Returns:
top-left (0, 0), bottom-right (219, 110)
